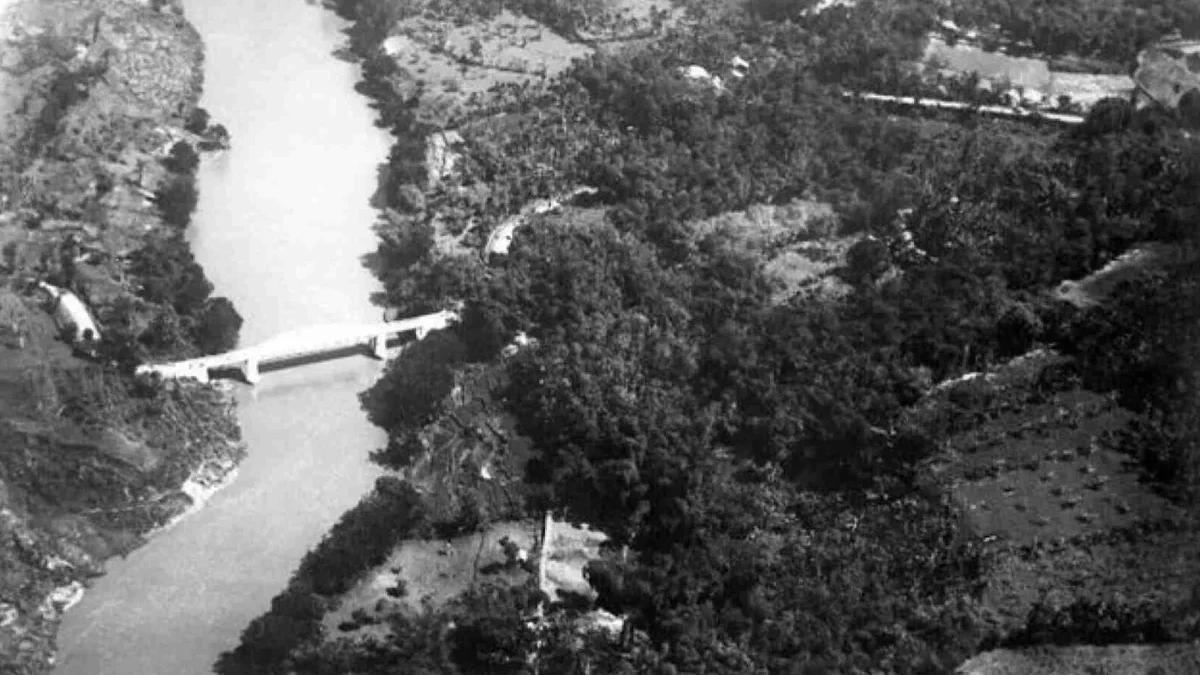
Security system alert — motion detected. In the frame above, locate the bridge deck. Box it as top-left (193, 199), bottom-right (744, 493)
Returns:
top-left (139, 311), bottom-right (457, 375)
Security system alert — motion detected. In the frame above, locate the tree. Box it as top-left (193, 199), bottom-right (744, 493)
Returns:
top-left (194, 297), bottom-right (243, 355)
top-left (996, 302), bottom-right (1042, 357)
top-left (155, 176), bottom-right (199, 228)
top-left (1076, 97), bottom-right (1134, 140)
top-left (842, 237), bottom-right (893, 285)
top-left (163, 141), bottom-right (199, 174)
top-left (185, 107), bottom-right (210, 134)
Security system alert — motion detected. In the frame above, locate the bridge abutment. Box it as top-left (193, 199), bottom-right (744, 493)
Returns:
top-left (369, 334), bottom-right (387, 360)
top-left (242, 358), bottom-right (261, 385)
top-left (190, 365), bottom-right (211, 384)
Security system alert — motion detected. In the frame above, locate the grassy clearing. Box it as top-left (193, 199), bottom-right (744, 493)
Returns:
top-left (322, 520), bottom-right (539, 640)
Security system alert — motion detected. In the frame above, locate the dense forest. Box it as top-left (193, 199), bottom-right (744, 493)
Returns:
top-left (223, 0), bottom-right (1200, 672)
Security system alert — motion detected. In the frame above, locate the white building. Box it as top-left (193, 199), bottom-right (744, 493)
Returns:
top-left (39, 282), bottom-right (101, 345)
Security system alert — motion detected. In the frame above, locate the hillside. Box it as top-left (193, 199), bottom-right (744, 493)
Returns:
top-left (0, 0), bottom-right (241, 671)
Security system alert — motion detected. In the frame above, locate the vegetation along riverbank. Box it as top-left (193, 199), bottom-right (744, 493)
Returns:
top-left (0, 0), bottom-right (243, 671)
top-left (231, 0), bottom-right (1200, 673)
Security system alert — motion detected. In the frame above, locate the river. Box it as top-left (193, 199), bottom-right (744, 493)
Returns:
top-left (53, 1), bottom-right (391, 673)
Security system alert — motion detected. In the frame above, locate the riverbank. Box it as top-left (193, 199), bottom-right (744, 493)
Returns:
top-left (0, 0), bottom-right (243, 671)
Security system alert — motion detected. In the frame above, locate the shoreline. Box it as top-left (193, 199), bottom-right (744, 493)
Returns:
top-left (145, 451), bottom-right (242, 539)
top-left (0, 0), bottom-right (247, 671)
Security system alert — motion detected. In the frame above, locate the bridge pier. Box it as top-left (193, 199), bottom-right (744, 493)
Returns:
top-left (241, 358), bottom-right (261, 385)
top-left (369, 334), bottom-right (387, 360)
top-left (414, 327), bottom-right (429, 341)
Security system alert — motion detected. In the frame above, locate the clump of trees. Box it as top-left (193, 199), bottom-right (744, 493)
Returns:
top-left (155, 175), bottom-right (199, 228)
top-left (128, 236), bottom-right (213, 317)
top-left (194, 297), bottom-right (243, 355)
top-left (123, 235), bottom-right (242, 358)
top-left (359, 330), bottom-right (468, 432)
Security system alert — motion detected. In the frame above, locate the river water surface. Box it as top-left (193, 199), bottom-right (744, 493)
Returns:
top-left (54, 1), bottom-right (391, 672)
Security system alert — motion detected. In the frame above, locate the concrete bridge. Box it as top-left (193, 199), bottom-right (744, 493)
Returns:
top-left (134, 309), bottom-right (459, 385)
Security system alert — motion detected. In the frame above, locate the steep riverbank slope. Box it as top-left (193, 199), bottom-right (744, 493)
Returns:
top-left (0, 0), bottom-right (241, 671)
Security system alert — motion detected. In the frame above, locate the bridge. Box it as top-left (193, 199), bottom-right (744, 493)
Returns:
top-left (134, 309), bottom-right (459, 385)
